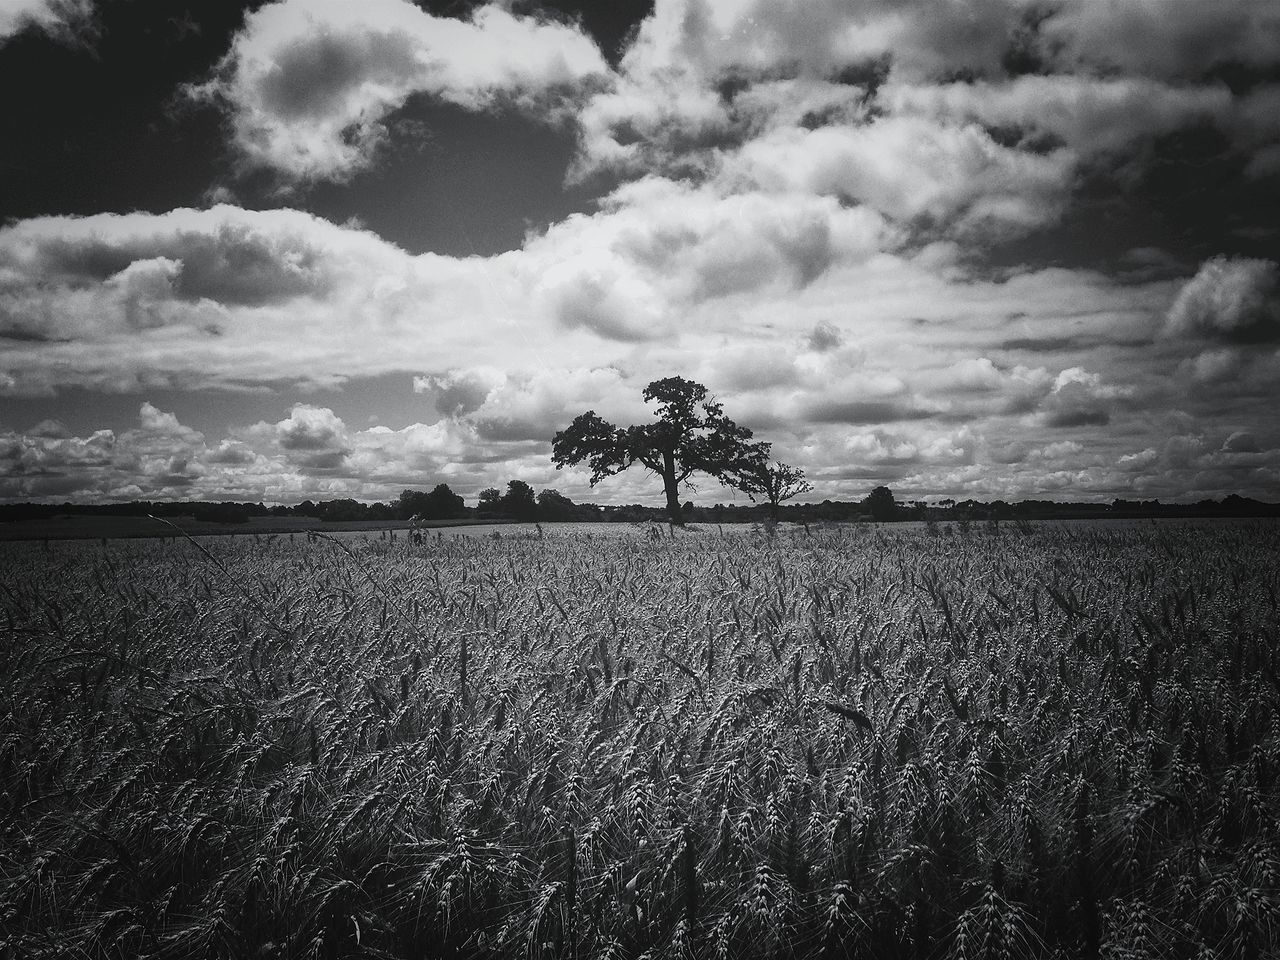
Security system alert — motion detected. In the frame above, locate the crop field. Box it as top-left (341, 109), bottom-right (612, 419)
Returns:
top-left (2, 521), bottom-right (1279, 959)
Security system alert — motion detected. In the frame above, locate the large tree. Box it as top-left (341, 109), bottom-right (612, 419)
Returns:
top-left (552, 376), bottom-right (765, 525)
top-left (737, 460), bottom-right (813, 521)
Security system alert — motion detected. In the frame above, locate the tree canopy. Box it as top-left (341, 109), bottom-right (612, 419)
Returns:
top-left (399, 484), bottom-right (465, 521)
top-left (737, 460), bottom-right (813, 520)
top-left (552, 376), bottom-right (766, 525)
top-left (864, 485), bottom-right (898, 521)
top-left (499, 480), bottom-right (538, 521)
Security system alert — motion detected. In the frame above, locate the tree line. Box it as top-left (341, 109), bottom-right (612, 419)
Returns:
top-left (1, 487), bottom-right (1275, 527)
top-left (3, 377), bottom-right (1277, 527)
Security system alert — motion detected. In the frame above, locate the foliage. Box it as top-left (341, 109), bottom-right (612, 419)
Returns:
top-left (499, 480), bottom-right (538, 521)
top-left (735, 460), bottom-right (813, 520)
top-left (864, 484), bottom-right (898, 521)
top-left (536, 489), bottom-right (576, 522)
top-left (552, 376), bottom-right (765, 524)
top-left (2, 521), bottom-right (1279, 959)
top-left (399, 484), bottom-right (466, 521)
top-left (477, 487), bottom-right (502, 512)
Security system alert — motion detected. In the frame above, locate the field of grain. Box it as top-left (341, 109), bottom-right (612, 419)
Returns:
top-left (2, 521), bottom-right (1278, 959)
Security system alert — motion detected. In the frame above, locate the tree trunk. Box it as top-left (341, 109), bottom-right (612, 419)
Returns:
top-left (661, 450), bottom-right (684, 525)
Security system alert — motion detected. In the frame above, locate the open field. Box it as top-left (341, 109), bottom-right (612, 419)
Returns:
top-left (0, 515), bottom-right (522, 542)
top-left (2, 521), bottom-right (1278, 958)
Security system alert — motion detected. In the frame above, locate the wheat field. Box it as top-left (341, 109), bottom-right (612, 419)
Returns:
top-left (2, 520), bottom-right (1278, 959)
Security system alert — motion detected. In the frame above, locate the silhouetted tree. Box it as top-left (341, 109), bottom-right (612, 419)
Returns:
top-left (864, 485), bottom-right (897, 521)
top-left (737, 460), bottom-right (813, 520)
top-left (552, 376), bottom-right (765, 525)
top-left (317, 498), bottom-right (366, 521)
top-left (500, 480), bottom-right (538, 520)
top-left (477, 488), bottom-right (502, 514)
top-left (422, 483), bottom-right (465, 519)
top-left (536, 489), bottom-right (575, 522)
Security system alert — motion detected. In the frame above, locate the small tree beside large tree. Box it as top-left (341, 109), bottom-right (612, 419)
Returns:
top-left (552, 376), bottom-right (766, 526)
top-left (738, 460), bottom-right (813, 521)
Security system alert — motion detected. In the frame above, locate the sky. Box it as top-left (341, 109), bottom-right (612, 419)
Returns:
top-left (1, 0), bottom-right (1278, 507)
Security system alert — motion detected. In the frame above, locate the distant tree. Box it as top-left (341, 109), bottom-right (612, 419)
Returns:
top-left (317, 498), bottom-right (367, 521)
top-left (552, 376), bottom-right (765, 525)
top-left (736, 460), bottom-right (813, 520)
top-left (477, 488), bottom-right (502, 513)
top-left (367, 501), bottom-right (396, 521)
top-left (398, 489), bottom-right (426, 519)
top-left (192, 503), bottom-right (251, 524)
top-left (500, 480), bottom-right (538, 520)
top-left (536, 489), bottom-right (575, 522)
top-left (864, 486), bottom-right (897, 522)
top-left (412, 483), bottom-right (466, 520)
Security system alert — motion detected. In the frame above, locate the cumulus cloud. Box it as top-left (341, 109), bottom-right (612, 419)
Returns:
top-left (1223, 431), bottom-right (1260, 453)
top-left (0, 205), bottom-right (526, 393)
top-left (725, 117), bottom-right (1074, 236)
top-left (1166, 256), bottom-right (1280, 343)
top-left (411, 366), bottom-right (642, 445)
top-left (0, 403), bottom-right (215, 500)
top-left (1118, 448), bottom-right (1160, 472)
top-left (1039, 367), bottom-right (1132, 429)
top-left (7, 0), bottom-right (1280, 504)
top-left (565, 0), bottom-right (1280, 256)
top-left (195, 0), bottom-right (608, 182)
top-left (0, 0), bottom-right (93, 45)
top-left (268, 404), bottom-right (351, 470)
top-left (524, 177), bottom-right (889, 338)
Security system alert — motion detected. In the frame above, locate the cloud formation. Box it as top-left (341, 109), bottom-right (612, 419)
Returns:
top-left (196, 0), bottom-right (608, 182)
top-left (1166, 256), bottom-right (1280, 343)
top-left (3, 0), bottom-right (1279, 504)
top-left (0, 0), bottom-right (93, 45)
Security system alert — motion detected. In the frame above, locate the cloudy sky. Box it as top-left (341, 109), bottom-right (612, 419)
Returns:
top-left (1, 0), bottom-right (1278, 506)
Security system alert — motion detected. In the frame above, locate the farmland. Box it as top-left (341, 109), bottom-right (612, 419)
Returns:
top-left (2, 521), bottom-right (1278, 959)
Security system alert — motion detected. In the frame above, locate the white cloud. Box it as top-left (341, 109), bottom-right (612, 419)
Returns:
top-left (1118, 447), bottom-right (1159, 472)
top-left (196, 0), bottom-right (608, 182)
top-left (0, 0), bottom-right (93, 44)
top-left (725, 116), bottom-right (1074, 235)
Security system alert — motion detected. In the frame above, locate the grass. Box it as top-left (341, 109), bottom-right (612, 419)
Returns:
top-left (0, 520), bottom-right (1277, 958)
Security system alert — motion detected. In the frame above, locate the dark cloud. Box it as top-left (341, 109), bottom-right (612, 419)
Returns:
top-left (260, 31), bottom-right (419, 121)
top-left (26, 418), bottom-right (72, 439)
top-left (14, 219), bottom-right (333, 307)
top-left (1166, 255), bottom-right (1280, 343)
top-left (1044, 408), bottom-right (1110, 428)
top-left (807, 321), bottom-right (842, 353)
top-left (999, 337), bottom-right (1082, 353)
top-left (989, 440), bottom-right (1031, 464)
top-left (292, 450), bottom-right (348, 471)
top-left (805, 399), bottom-right (935, 425)
top-left (1223, 430), bottom-right (1261, 453)
top-left (414, 370), bottom-right (495, 417)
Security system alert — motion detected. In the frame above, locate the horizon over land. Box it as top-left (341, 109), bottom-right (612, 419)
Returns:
top-left (1, 0), bottom-right (1279, 507)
